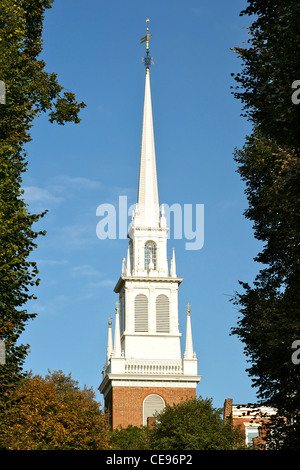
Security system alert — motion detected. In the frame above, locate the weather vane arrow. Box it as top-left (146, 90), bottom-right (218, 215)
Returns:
top-left (141, 19), bottom-right (154, 71)
top-left (140, 18), bottom-right (152, 47)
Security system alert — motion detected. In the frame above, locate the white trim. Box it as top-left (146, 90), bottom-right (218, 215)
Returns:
top-left (107, 377), bottom-right (201, 388)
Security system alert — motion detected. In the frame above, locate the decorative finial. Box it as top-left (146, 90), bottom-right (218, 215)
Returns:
top-left (108, 315), bottom-right (112, 326)
top-left (186, 303), bottom-right (191, 315)
top-left (115, 300), bottom-right (120, 313)
top-left (140, 19), bottom-right (154, 72)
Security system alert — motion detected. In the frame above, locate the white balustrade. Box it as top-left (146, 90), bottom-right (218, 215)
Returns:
top-left (124, 359), bottom-right (183, 375)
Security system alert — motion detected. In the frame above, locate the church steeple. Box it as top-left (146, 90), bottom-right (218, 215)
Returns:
top-left (99, 22), bottom-right (201, 429)
top-left (136, 20), bottom-right (159, 228)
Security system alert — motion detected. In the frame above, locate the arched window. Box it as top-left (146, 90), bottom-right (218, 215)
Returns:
top-left (156, 294), bottom-right (170, 333)
top-left (134, 294), bottom-right (148, 332)
top-left (144, 241), bottom-right (157, 271)
top-left (143, 394), bottom-right (165, 426)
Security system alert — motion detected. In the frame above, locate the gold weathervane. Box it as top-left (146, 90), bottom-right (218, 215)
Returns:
top-left (140, 18), bottom-right (152, 50)
top-left (140, 19), bottom-right (154, 71)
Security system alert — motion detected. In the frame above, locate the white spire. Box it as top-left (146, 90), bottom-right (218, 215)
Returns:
top-left (113, 303), bottom-right (121, 357)
top-left (137, 68), bottom-right (159, 228)
top-left (184, 304), bottom-right (194, 359)
top-left (106, 318), bottom-right (113, 361)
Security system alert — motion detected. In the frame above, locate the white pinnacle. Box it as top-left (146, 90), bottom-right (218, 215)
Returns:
top-left (113, 306), bottom-right (121, 357)
top-left (170, 248), bottom-right (177, 278)
top-left (126, 245), bottom-right (131, 276)
top-left (106, 320), bottom-right (113, 361)
top-left (184, 309), bottom-right (194, 359)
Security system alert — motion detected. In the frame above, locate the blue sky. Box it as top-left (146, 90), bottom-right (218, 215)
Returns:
top-left (20, 0), bottom-right (262, 410)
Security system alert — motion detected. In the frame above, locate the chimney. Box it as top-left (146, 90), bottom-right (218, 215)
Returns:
top-left (223, 398), bottom-right (233, 420)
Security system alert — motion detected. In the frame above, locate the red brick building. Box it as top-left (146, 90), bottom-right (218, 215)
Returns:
top-left (103, 385), bottom-right (196, 429)
top-left (223, 398), bottom-right (277, 448)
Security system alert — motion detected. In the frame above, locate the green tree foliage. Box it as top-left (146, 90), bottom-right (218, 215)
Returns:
top-left (109, 425), bottom-right (152, 450)
top-left (231, 0), bottom-right (300, 153)
top-left (150, 397), bottom-right (245, 450)
top-left (230, 0), bottom-right (300, 449)
top-left (0, 0), bottom-right (85, 421)
top-left (231, 129), bottom-right (300, 449)
top-left (233, 129), bottom-right (299, 286)
top-left (0, 146), bottom-right (45, 408)
top-left (108, 398), bottom-right (245, 450)
top-left (0, 0), bottom-right (86, 147)
top-left (1, 370), bottom-right (109, 450)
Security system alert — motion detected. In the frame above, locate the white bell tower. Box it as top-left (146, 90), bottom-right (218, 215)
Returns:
top-left (99, 20), bottom-right (201, 429)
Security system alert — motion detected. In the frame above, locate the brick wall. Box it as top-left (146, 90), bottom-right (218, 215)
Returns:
top-left (223, 398), bottom-right (275, 449)
top-left (110, 386), bottom-right (196, 429)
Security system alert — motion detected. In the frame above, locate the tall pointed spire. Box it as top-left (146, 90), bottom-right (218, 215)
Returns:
top-left (137, 20), bottom-right (159, 228)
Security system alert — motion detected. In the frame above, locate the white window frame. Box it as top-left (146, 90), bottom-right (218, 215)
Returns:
top-left (143, 394), bottom-right (165, 426)
top-left (144, 241), bottom-right (157, 271)
top-left (245, 425), bottom-right (260, 446)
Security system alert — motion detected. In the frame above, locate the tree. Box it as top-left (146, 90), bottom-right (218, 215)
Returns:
top-left (109, 425), bottom-right (151, 450)
top-left (0, 0), bottom-right (86, 148)
top-left (230, 0), bottom-right (300, 449)
top-left (150, 397), bottom-right (245, 450)
top-left (0, 145), bottom-right (46, 431)
top-left (0, 0), bottom-right (85, 420)
top-left (231, 0), bottom-right (300, 153)
top-left (1, 370), bottom-right (109, 450)
top-left (231, 129), bottom-right (300, 449)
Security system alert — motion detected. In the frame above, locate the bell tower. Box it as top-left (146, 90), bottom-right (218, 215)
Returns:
top-left (99, 20), bottom-right (201, 429)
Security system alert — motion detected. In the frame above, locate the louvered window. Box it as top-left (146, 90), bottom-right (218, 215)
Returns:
top-left (156, 294), bottom-right (170, 333)
top-left (134, 294), bottom-right (148, 332)
top-left (143, 394), bottom-right (165, 426)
